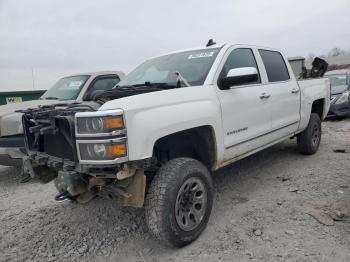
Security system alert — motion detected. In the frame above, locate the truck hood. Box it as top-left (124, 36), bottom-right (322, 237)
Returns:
top-left (98, 85), bottom-right (216, 113)
top-left (0, 99), bottom-right (74, 137)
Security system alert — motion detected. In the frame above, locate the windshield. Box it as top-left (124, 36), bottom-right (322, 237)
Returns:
top-left (118, 48), bottom-right (220, 87)
top-left (41, 75), bottom-right (90, 100)
top-left (325, 74), bottom-right (348, 95)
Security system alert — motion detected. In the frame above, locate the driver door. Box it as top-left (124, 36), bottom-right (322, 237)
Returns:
top-left (215, 47), bottom-right (272, 162)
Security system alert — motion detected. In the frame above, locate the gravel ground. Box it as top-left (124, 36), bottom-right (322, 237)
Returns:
top-left (1, 118), bottom-right (350, 262)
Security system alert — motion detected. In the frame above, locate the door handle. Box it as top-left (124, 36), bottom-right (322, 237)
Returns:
top-left (291, 88), bottom-right (299, 94)
top-left (259, 93), bottom-right (271, 99)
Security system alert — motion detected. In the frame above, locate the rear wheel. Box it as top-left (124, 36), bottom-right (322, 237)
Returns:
top-left (297, 113), bottom-right (321, 155)
top-left (145, 157), bottom-right (213, 247)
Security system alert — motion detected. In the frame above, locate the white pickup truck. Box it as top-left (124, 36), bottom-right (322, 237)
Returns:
top-left (0, 71), bottom-right (125, 167)
top-left (20, 42), bottom-right (330, 247)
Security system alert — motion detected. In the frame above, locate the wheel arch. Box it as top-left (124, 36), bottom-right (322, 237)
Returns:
top-left (311, 98), bottom-right (325, 120)
top-left (152, 125), bottom-right (218, 171)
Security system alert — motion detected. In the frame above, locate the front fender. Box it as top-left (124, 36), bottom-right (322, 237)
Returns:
top-left (125, 100), bottom-right (223, 163)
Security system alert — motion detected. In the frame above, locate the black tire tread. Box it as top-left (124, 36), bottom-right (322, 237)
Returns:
top-left (145, 157), bottom-right (213, 247)
top-left (297, 113), bottom-right (321, 155)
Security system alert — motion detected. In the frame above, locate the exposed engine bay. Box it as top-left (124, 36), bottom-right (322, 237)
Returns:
top-left (18, 96), bottom-right (155, 207)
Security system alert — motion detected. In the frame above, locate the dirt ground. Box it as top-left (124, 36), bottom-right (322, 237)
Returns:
top-left (1, 118), bottom-right (350, 262)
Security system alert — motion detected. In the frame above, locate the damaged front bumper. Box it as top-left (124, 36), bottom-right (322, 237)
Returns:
top-left (20, 103), bottom-right (150, 207)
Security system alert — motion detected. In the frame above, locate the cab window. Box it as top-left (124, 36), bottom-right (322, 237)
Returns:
top-left (259, 49), bottom-right (290, 82)
top-left (220, 48), bottom-right (261, 84)
top-left (88, 75), bottom-right (120, 92)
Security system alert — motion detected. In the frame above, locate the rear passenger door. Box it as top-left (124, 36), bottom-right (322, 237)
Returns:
top-left (258, 49), bottom-right (300, 140)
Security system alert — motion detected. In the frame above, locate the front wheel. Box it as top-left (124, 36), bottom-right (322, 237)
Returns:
top-left (297, 113), bottom-right (322, 155)
top-left (145, 158), bottom-right (213, 247)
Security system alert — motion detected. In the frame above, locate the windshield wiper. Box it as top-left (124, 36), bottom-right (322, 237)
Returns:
top-left (117, 83), bottom-right (177, 90)
top-left (43, 96), bottom-right (60, 100)
top-left (175, 71), bottom-right (191, 88)
top-left (114, 85), bottom-right (138, 91)
top-left (137, 82), bottom-right (178, 89)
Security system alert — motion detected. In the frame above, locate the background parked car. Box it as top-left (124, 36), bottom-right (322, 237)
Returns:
top-left (325, 69), bottom-right (350, 117)
top-left (0, 71), bottom-right (125, 167)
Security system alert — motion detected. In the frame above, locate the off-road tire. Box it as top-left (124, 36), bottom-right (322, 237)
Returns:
top-left (297, 113), bottom-right (321, 155)
top-left (145, 157), bottom-right (213, 247)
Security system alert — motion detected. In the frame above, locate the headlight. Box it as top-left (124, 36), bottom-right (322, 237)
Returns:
top-left (79, 141), bottom-right (127, 161)
top-left (335, 91), bottom-right (349, 105)
top-left (76, 115), bottom-right (124, 135)
top-left (75, 110), bottom-right (128, 164)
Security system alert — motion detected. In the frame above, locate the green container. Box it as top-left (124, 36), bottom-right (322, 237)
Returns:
top-left (0, 90), bottom-right (46, 106)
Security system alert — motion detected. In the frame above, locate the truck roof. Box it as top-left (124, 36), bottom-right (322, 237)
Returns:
top-left (153, 43), bottom-right (282, 59)
top-left (64, 70), bottom-right (125, 78)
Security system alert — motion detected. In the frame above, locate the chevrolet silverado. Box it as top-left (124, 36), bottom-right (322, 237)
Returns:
top-left (19, 42), bottom-right (330, 246)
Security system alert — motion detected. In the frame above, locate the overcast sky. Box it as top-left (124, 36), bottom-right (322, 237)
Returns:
top-left (0, 0), bottom-right (349, 91)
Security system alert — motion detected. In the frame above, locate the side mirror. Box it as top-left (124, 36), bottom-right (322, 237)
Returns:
top-left (219, 67), bottom-right (259, 90)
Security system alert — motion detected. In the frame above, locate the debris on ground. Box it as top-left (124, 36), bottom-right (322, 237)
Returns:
top-left (252, 228), bottom-right (263, 236)
top-left (328, 211), bottom-right (347, 222)
top-left (305, 207), bottom-right (335, 226)
top-left (289, 187), bottom-right (299, 193)
top-left (285, 230), bottom-right (296, 236)
top-left (333, 149), bottom-right (348, 153)
top-left (139, 250), bottom-right (147, 262)
top-left (277, 176), bottom-right (291, 182)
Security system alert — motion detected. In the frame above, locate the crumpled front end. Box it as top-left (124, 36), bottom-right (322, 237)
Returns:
top-left (21, 102), bottom-right (147, 207)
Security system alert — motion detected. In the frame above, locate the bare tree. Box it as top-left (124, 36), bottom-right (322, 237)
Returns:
top-left (328, 47), bottom-right (347, 57)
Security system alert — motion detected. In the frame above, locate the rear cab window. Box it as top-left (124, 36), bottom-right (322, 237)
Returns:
top-left (258, 49), bottom-right (290, 82)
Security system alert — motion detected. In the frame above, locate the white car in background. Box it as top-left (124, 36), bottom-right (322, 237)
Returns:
top-left (0, 71), bottom-right (125, 167)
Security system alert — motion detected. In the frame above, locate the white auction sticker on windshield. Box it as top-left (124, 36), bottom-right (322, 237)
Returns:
top-left (69, 81), bottom-right (83, 87)
top-left (188, 51), bottom-right (214, 59)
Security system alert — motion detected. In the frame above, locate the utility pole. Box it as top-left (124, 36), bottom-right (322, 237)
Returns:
top-left (31, 68), bottom-right (35, 90)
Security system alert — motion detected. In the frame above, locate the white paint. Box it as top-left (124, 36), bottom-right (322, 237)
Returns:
top-left (98, 44), bottom-right (330, 170)
top-left (226, 67), bottom-right (258, 78)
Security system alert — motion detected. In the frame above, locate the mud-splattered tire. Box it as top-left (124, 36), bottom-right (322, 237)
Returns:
top-left (297, 113), bottom-right (321, 155)
top-left (145, 158), bottom-right (213, 247)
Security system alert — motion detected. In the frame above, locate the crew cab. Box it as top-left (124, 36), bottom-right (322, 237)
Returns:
top-left (0, 71), bottom-right (125, 167)
top-left (20, 43), bottom-right (330, 247)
